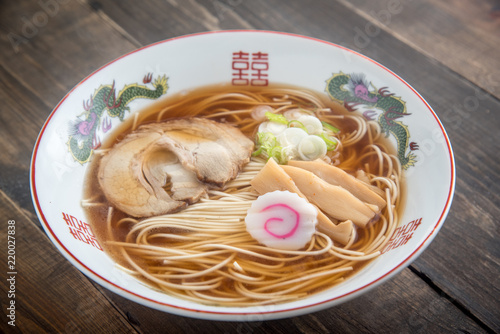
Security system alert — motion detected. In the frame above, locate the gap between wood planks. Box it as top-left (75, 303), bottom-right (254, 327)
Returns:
top-left (8, 0), bottom-right (495, 330)
top-left (0, 189), bottom-right (143, 333)
top-left (11, 175), bottom-right (494, 333)
top-left (408, 265), bottom-right (495, 333)
top-left (0, 189), bottom-right (37, 227)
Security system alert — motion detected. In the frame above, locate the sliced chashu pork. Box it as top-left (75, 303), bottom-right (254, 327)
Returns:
top-left (98, 118), bottom-right (254, 217)
top-left (141, 142), bottom-right (206, 204)
top-left (98, 130), bottom-right (188, 217)
top-left (137, 118), bottom-right (254, 186)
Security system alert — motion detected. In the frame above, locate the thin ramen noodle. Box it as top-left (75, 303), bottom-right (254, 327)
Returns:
top-left (83, 84), bottom-right (402, 306)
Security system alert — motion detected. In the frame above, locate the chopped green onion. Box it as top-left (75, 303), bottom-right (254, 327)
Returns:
top-left (287, 120), bottom-right (307, 131)
top-left (298, 135), bottom-right (327, 160)
top-left (269, 146), bottom-right (285, 164)
top-left (252, 147), bottom-right (263, 156)
top-left (298, 115), bottom-right (323, 134)
top-left (278, 127), bottom-right (308, 147)
top-left (319, 133), bottom-right (338, 151)
top-left (257, 132), bottom-right (277, 148)
top-left (253, 132), bottom-right (287, 163)
top-left (254, 113), bottom-right (340, 163)
top-left (321, 121), bottom-right (340, 134)
top-left (254, 132), bottom-right (275, 156)
top-left (265, 112), bottom-right (288, 124)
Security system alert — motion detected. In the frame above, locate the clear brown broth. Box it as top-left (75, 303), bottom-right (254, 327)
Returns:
top-left (83, 83), bottom-right (406, 299)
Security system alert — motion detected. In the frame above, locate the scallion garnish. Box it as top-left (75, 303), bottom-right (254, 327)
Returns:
top-left (265, 112), bottom-right (288, 124)
top-left (287, 120), bottom-right (307, 131)
top-left (319, 133), bottom-right (338, 151)
top-left (253, 113), bottom-right (340, 163)
top-left (321, 121), bottom-right (340, 134)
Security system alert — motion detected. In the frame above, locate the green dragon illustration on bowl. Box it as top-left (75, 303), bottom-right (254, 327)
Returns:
top-left (67, 73), bottom-right (168, 164)
top-left (326, 72), bottom-right (418, 169)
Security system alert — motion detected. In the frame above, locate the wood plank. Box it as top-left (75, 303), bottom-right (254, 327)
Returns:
top-left (0, 3), bottom-right (142, 331)
top-left (0, 65), bottom-right (50, 223)
top-left (92, 0), bottom-right (500, 330)
top-left (343, 0), bottom-right (500, 99)
top-left (99, 268), bottom-right (486, 333)
top-left (84, 0), bottom-right (253, 44)
top-left (0, 0), bottom-right (138, 108)
top-left (236, 2), bottom-right (500, 331)
top-left (0, 0), bottom-right (139, 226)
top-left (0, 190), bottom-right (138, 333)
top-left (1, 0), bottom-right (498, 331)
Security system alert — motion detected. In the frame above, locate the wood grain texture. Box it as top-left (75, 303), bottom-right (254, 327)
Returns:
top-left (0, 0), bottom-right (134, 107)
top-left (92, 0), bottom-right (500, 330)
top-left (100, 269), bottom-right (487, 333)
top-left (0, 191), bottom-right (138, 333)
top-left (0, 0), bottom-right (137, 225)
top-left (344, 0), bottom-right (500, 99)
top-left (0, 0), bottom-right (498, 332)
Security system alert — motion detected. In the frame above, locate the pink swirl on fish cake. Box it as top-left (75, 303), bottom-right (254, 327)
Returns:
top-left (262, 203), bottom-right (300, 239)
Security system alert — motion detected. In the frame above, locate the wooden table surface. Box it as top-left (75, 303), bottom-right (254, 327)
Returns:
top-left (1, 0), bottom-right (499, 333)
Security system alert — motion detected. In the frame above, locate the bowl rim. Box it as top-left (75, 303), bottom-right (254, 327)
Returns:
top-left (30, 29), bottom-right (456, 320)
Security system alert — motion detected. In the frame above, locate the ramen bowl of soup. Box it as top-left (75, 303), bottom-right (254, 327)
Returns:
top-left (30, 31), bottom-right (455, 321)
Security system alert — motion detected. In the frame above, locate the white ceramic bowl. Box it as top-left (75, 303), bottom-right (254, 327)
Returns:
top-left (30, 31), bottom-right (455, 321)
